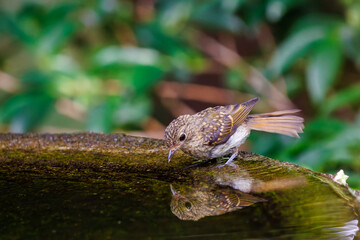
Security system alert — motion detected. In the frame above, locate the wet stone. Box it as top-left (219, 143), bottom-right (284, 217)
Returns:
top-left (0, 133), bottom-right (359, 239)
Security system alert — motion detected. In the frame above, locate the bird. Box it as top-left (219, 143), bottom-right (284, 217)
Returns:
top-left (170, 184), bottom-right (265, 221)
top-left (165, 97), bottom-right (304, 165)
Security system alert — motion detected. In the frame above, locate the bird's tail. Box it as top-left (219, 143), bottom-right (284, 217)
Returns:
top-left (246, 109), bottom-right (304, 138)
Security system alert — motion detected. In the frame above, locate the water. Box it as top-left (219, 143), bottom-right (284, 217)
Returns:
top-left (1, 159), bottom-right (359, 240)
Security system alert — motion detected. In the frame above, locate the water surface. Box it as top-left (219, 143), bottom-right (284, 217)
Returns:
top-left (1, 158), bottom-right (359, 240)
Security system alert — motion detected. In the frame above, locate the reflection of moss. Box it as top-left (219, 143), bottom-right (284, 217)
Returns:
top-left (0, 175), bottom-right (172, 239)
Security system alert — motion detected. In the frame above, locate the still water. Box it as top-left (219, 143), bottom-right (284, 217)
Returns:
top-left (0, 159), bottom-right (359, 240)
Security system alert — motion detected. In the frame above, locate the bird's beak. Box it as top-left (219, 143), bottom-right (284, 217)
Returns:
top-left (168, 147), bottom-right (177, 163)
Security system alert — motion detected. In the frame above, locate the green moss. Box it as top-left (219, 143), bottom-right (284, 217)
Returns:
top-left (0, 132), bottom-right (358, 203)
top-left (0, 133), bottom-right (359, 239)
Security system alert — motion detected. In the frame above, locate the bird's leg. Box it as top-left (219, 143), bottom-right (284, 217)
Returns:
top-left (213, 147), bottom-right (239, 169)
top-left (224, 147), bottom-right (239, 165)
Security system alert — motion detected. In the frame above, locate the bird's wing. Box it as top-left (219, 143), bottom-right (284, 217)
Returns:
top-left (203, 98), bottom-right (259, 145)
top-left (217, 189), bottom-right (266, 208)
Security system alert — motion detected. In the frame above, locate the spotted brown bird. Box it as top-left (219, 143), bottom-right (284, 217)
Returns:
top-left (170, 185), bottom-right (265, 221)
top-left (165, 97), bottom-right (304, 165)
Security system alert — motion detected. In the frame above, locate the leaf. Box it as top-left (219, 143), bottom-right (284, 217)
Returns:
top-left (37, 21), bottom-right (77, 55)
top-left (45, 2), bottom-right (79, 26)
top-left (293, 121), bottom-right (360, 172)
top-left (296, 146), bottom-right (329, 170)
top-left (35, 3), bottom-right (79, 54)
top-left (21, 70), bottom-right (51, 88)
top-left (191, 1), bottom-right (244, 32)
top-left (225, 68), bottom-right (246, 90)
top-left (113, 97), bottom-right (151, 127)
top-left (135, 23), bottom-right (205, 75)
top-left (275, 117), bottom-right (347, 165)
top-left (86, 97), bottom-right (119, 133)
top-left (266, 0), bottom-right (307, 22)
top-left (341, 25), bottom-right (360, 67)
top-left (289, 14), bottom-right (343, 35)
top-left (135, 23), bottom-right (184, 54)
top-left (0, 10), bottom-right (35, 45)
top-left (93, 46), bottom-right (163, 67)
top-left (130, 65), bottom-right (164, 93)
top-left (346, 172), bottom-right (360, 189)
top-left (321, 83), bottom-right (360, 116)
top-left (306, 38), bottom-right (343, 105)
top-left (249, 132), bottom-right (285, 158)
top-left (238, 0), bottom-right (267, 25)
top-left (92, 46), bottom-right (167, 89)
top-left (158, 1), bottom-right (192, 30)
top-left (326, 124), bottom-right (360, 150)
top-left (268, 26), bottom-right (327, 78)
top-left (302, 118), bottom-right (347, 141)
top-left (0, 93), bottom-right (54, 132)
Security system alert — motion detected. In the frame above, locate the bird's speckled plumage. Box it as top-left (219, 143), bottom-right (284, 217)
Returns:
top-left (170, 185), bottom-right (264, 221)
top-left (165, 98), bottom-right (304, 162)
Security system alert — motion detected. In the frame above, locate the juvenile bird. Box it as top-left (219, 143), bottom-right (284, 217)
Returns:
top-left (170, 185), bottom-right (265, 221)
top-left (165, 97), bottom-right (304, 165)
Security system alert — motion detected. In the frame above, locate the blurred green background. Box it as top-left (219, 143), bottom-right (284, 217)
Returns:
top-left (1, 0), bottom-right (360, 188)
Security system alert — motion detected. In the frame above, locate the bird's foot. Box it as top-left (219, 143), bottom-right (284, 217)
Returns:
top-left (212, 151), bottom-right (239, 169)
top-left (212, 161), bottom-right (239, 169)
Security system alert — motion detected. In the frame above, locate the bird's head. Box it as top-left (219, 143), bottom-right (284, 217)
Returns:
top-left (170, 185), bottom-right (202, 221)
top-left (164, 115), bottom-right (192, 162)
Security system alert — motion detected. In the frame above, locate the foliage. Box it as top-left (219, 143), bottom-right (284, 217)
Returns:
top-left (0, 0), bottom-right (360, 188)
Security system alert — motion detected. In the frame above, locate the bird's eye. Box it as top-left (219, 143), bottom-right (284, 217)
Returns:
top-left (179, 133), bottom-right (186, 141)
top-left (185, 201), bottom-right (192, 209)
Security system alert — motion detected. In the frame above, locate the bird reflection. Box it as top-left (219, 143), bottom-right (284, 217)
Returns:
top-left (169, 160), bottom-right (308, 221)
top-left (324, 219), bottom-right (359, 240)
top-left (170, 184), bottom-right (265, 221)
